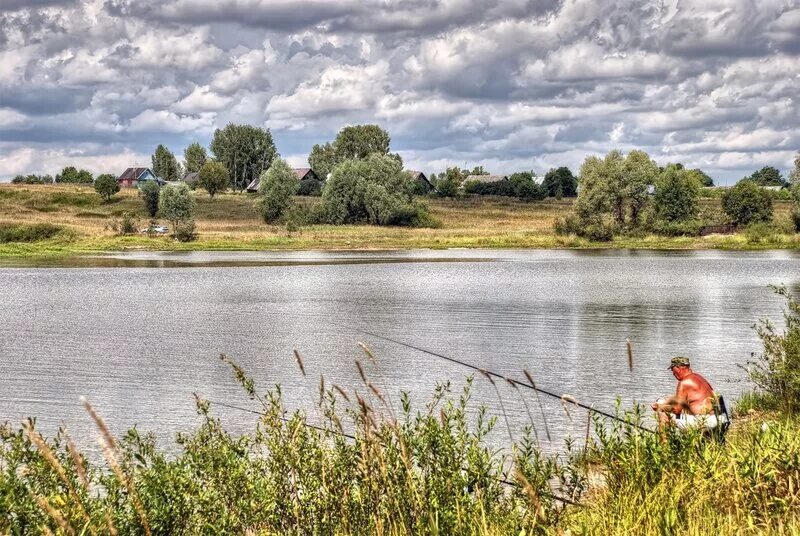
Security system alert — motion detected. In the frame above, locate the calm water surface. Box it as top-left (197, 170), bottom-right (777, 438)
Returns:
top-left (2, 249), bottom-right (799, 452)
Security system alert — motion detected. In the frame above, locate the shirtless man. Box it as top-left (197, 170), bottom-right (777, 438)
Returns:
top-left (651, 356), bottom-right (727, 433)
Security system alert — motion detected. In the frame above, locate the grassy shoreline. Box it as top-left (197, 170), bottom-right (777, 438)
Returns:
top-left (1, 184), bottom-right (799, 258)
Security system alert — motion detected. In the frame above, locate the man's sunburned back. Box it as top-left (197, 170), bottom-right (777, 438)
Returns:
top-left (675, 371), bottom-right (714, 415)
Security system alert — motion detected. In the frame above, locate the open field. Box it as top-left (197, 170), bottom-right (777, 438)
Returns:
top-left (0, 183), bottom-right (798, 256)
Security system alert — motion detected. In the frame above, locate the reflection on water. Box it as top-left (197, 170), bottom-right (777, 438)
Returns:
top-left (1, 249), bottom-right (799, 453)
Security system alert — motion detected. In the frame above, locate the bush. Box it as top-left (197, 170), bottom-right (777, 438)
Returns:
top-left (173, 220), bottom-right (197, 242)
top-left (139, 181), bottom-right (160, 217)
top-left (197, 160), bottom-right (230, 199)
top-left (259, 158), bottom-right (299, 223)
top-left (653, 164), bottom-right (700, 222)
top-left (160, 183), bottom-right (195, 228)
top-left (322, 154), bottom-right (433, 227)
top-left (745, 287), bottom-right (800, 414)
top-left (0, 223), bottom-right (67, 243)
top-left (722, 180), bottom-right (774, 226)
top-left (108, 212), bottom-right (137, 235)
top-left (793, 206), bottom-right (800, 233)
top-left (583, 222), bottom-right (615, 242)
top-left (648, 219), bottom-right (703, 237)
top-left (93, 173), bottom-right (120, 202)
top-left (744, 222), bottom-right (777, 244)
top-left (297, 178), bottom-right (322, 196)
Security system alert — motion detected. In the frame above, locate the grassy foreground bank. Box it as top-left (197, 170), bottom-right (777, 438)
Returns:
top-left (1, 369), bottom-right (797, 535)
top-left (1, 184), bottom-right (799, 257)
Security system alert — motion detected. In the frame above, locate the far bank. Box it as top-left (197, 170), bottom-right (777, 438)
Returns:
top-left (1, 184), bottom-right (798, 257)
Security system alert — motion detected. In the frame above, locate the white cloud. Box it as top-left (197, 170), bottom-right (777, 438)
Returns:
top-left (128, 109), bottom-right (217, 133)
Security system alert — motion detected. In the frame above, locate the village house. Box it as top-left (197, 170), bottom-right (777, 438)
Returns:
top-left (117, 167), bottom-right (165, 188)
top-left (181, 171), bottom-right (201, 188)
top-left (246, 168), bottom-right (323, 193)
top-left (407, 170), bottom-right (434, 193)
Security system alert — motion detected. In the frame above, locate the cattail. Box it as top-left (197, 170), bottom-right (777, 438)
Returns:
top-left (293, 349), bottom-right (306, 376)
top-left (105, 511), bottom-right (118, 536)
top-left (523, 369), bottom-right (536, 389)
top-left (368, 382), bottom-right (386, 404)
top-left (626, 339), bottom-right (634, 372)
top-left (333, 384), bottom-right (351, 402)
top-left (32, 494), bottom-right (74, 536)
top-left (358, 342), bottom-right (377, 363)
top-left (318, 375), bottom-right (325, 405)
top-left (355, 360), bottom-right (367, 383)
top-left (561, 394), bottom-right (577, 422)
top-left (65, 432), bottom-right (89, 491)
top-left (523, 369), bottom-right (551, 442)
top-left (82, 397), bottom-right (151, 536)
top-left (24, 422), bottom-right (91, 527)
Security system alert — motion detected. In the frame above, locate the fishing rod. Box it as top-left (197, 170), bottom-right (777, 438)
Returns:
top-left (209, 399), bottom-right (581, 506)
top-left (353, 328), bottom-right (656, 434)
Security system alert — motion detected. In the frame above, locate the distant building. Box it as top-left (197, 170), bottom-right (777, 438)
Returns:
top-left (246, 168), bottom-right (323, 193)
top-left (182, 171), bottom-right (200, 187)
top-left (407, 170), bottom-right (434, 193)
top-left (465, 174), bottom-right (508, 183)
top-left (117, 168), bottom-right (165, 188)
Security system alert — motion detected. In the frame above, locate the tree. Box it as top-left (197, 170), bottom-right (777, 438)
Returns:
top-left (308, 142), bottom-right (337, 181)
top-left (11, 174), bottom-right (53, 184)
top-left (542, 167), bottom-right (578, 197)
top-left (508, 172), bottom-right (547, 201)
top-left (322, 154), bottom-right (428, 226)
top-left (184, 142), bottom-right (208, 174)
top-left (574, 150), bottom-right (658, 230)
top-left (159, 183), bottom-right (195, 228)
top-left (56, 166), bottom-right (93, 184)
top-left (140, 180), bottom-right (161, 217)
top-left (687, 168), bottom-right (714, 187)
top-left (435, 167), bottom-right (466, 197)
top-left (722, 180), bottom-right (774, 226)
top-left (748, 166), bottom-right (787, 187)
top-left (94, 173), bottom-right (119, 202)
top-left (790, 151), bottom-right (800, 185)
top-left (197, 161), bottom-right (229, 199)
top-left (151, 145), bottom-right (182, 181)
top-left (653, 164), bottom-right (701, 222)
top-left (210, 123), bottom-right (277, 191)
top-left (259, 158), bottom-right (299, 223)
top-left (307, 124), bottom-right (402, 181)
top-left (334, 124), bottom-right (392, 160)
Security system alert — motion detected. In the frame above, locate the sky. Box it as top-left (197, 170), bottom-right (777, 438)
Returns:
top-left (1, 0), bottom-right (799, 184)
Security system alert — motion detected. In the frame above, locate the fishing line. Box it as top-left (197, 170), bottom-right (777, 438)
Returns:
top-left (352, 327), bottom-right (656, 434)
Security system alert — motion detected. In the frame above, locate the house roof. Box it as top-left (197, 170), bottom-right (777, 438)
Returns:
top-left (466, 174), bottom-right (507, 183)
top-left (246, 177), bottom-right (261, 192)
top-left (407, 170), bottom-right (433, 187)
top-left (246, 168), bottom-right (321, 192)
top-left (294, 168), bottom-right (320, 181)
top-left (117, 167), bottom-right (152, 182)
top-left (182, 171), bottom-right (200, 184)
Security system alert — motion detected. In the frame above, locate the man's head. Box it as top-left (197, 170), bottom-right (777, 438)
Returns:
top-left (668, 356), bottom-right (691, 379)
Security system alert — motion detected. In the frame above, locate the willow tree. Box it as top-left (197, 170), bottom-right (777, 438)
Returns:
top-left (210, 124), bottom-right (277, 191)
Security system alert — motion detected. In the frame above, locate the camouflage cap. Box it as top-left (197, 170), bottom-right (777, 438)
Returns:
top-left (668, 356), bottom-right (690, 369)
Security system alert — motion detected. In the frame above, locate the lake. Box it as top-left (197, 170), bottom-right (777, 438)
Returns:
top-left (2, 249), bottom-right (799, 453)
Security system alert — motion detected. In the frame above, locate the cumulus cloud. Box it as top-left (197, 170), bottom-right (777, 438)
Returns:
top-left (0, 0), bottom-right (799, 182)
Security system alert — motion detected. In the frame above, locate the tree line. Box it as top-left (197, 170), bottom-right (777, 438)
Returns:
top-left (556, 150), bottom-right (800, 240)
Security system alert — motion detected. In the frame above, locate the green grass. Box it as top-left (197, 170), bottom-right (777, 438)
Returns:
top-left (1, 362), bottom-right (797, 535)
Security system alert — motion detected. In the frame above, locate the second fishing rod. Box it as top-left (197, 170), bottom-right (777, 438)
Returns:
top-left (353, 327), bottom-right (656, 434)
